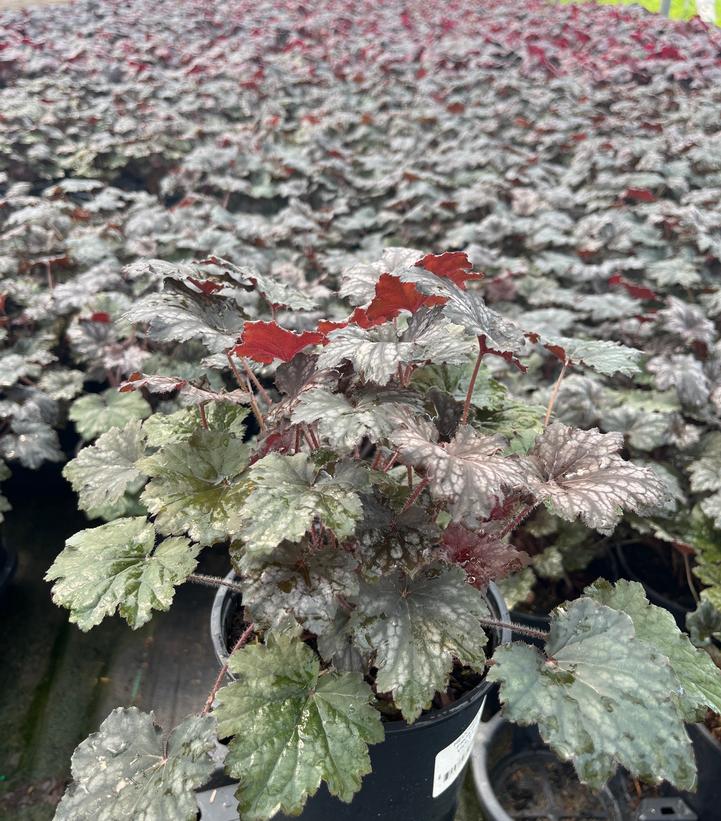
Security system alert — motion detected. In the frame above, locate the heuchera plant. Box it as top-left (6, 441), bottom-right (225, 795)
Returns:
top-left (49, 251), bottom-right (721, 820)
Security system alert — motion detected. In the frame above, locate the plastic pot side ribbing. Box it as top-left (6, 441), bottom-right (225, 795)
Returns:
top-left (207, 572), bottom-right (512, 821)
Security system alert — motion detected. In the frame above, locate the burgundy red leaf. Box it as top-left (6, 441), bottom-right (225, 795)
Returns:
top-left (233, 321), bottom-right (324, 364)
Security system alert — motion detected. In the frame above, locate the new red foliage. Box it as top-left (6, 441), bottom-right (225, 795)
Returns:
top-left (233, 321), bottom-right (324, 364)
top-left (415, 252), bottom-right (483, 289)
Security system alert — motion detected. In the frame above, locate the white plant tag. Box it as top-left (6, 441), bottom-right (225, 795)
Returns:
top-left (431, 696), bottom-right (486, 798)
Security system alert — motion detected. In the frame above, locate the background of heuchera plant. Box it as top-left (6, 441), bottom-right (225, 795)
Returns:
top-left (1, 0), bottom-right (721, 818)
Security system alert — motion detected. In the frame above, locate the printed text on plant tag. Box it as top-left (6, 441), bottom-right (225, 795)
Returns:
top-left (431, 698), bottom-right (485, 798)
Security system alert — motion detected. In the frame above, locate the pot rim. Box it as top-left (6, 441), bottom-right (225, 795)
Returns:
top-left (210, 569), bottom-right (511, 733)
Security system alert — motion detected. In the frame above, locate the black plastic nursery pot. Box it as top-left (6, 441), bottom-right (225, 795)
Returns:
top-left (472, 713), bottom-right (721, 821)
top-left (0, 543), bottom-right (18, 601)
top-left (614, 543), bottom-right (695, 628)
top-left (206, 571), bottom-right (512, 821)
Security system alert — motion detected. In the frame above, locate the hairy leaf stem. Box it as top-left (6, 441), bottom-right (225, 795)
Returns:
top-left (543, 359), bottom-right (568, 426)
top-left (201, 622), bottom-right (255, 716)
top-left (478, 615), bottom-right (549, 642)
top-left (188, 573), bottom-right (244, 594)
top-left (461, 335), bottom-right (486, 426)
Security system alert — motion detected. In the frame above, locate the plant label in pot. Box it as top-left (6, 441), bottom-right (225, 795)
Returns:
top-left (47, 250), bottom-right (721, 821)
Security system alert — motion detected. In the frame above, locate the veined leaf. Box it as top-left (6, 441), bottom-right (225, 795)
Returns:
top-left (351, 565), bottom-right (490, 721)
top-left (292, 387), bottom-right (411, 452)
top-left (355, 497), bottom-right (440, 579)
top-left (46, 517), bottom-right (198, 630)
top-left (441, 524), bottom-right (528, 589)
top-left (524, 423), bottom-right (669, 534)
top-left (122, 278), bottom-right (245, 354)
top-left (317, 324), bottom-right (416, 385)
top-left (139, 430), bottom-right (250, 546)
top-left (239, 453), bottom-right (364, 556)
top-left (63, 420), bottom-right (147, 512)
top-left (237, 541), bottom-right (359, 634)
top-left (398, 266), bottom-right (525, 353)
top-left (586, 579), bottom-right (721, 718)
top-left (391, 417), bottom-right (523, 523)
top-left (55, 708), bottom-right (216, 821)
top-left (340, 247), bottom-right (422, 306)
top-left (215, 627), bottom-right (383, 819)
top-left (489, 598), bottom-right (696, 790)
top-left (69, 388), bottom-right (151, 441)
top-left (541, 335), bottom-right (642, 377)
top-left (142, 402), bottom-right (248, 447)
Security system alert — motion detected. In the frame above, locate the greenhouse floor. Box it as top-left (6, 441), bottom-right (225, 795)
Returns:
top-left (0, 466), bottom-right (483, 820)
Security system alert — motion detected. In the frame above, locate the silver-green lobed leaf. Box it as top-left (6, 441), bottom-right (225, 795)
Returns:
top-left (54, 707), bottom-right (216, 821)
top-left (351, 564), bottom-right (490, 721)
top-left (215, 627), bottom-right (383, 820)
top-left (489, 597), bottom-right (696, 790)
top-left (46, 517), bottom-right (198, 630)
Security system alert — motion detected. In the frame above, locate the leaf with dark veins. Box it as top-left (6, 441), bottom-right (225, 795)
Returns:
top-left (215, 627), bottom-right (383, 819)
top-left (523, 423), bottom-right (670, 534)
top-left (237, 541), bottom-right (359, 634)
top-left (398, 267), bottom-right (525, 354)
top-left (351, 565), bottom-right (490, 722)
top-left (441, 523), bottom-right (529, 589)
top-left (391, 416), bottom-right (524, 523)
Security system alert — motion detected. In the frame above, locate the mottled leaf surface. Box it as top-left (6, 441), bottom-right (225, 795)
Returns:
top-left (69, 388), bottom-right (151, 441)
top-left (351, 565), bottom-right (490, 721)
top-left (391, 417), bottom-right (523, 522)
top-left (63, 420), bottom-right (147, 512)
top-left (524, 423), bottom-right (669, 534)
top-left (489, 597), bottom-right (696, 790)
top-left (46, 517), bottom-right (198, 630)
top-left (55, 708), bottom-right (216, 821)
top-left (239, 453), bottom-right (364, 556)
top-left (139, 429), bottom-right (250, 546)
top-left (215, 628), bottom-right (383, 820)
top-left (586, 579), bottom-right (721, 717)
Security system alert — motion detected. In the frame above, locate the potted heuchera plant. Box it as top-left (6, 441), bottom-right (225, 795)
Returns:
top-left (48, 250), bottom-right (721, 821)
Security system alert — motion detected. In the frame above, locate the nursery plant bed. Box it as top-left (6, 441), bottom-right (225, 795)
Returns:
top-left (208, 573), bottom-right (512, 821)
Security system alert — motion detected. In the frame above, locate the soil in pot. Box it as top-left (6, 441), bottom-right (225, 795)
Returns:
top-left (473, 716), bottom-right (624, 821)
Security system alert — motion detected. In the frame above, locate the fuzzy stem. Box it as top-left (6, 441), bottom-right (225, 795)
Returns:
top-left (245, 377), bottom-right (266, 431)
top-left (544, 360), bottom-right (568, 427)
top-left (225, 350), bottom-right (245, 388)
top-left (401, 477), bottom-right (429, 512)
top-left (201, 622), bottom-right (255, 716)
top-left (683, 552), bottom-right (700, 605)
top-left (478, 615), bottom-right (549, 641)
top-left (240, 356), bottom-right (272, 406)
top-left (498, 503), bottom-right (538, 539)
top-left (198, 402), bottom-right (209, 430)
top-left (382, 451), bottom-right (399, 472)
top-left (188, 573), bottom-right (243, 594)
top-left (461, 336), bottom-right (486, 426)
